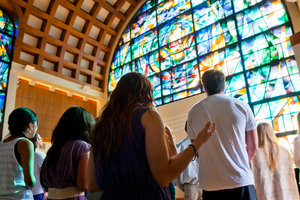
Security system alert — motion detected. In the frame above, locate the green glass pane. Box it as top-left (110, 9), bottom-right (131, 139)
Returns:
top-left (131, 30), bottom-right (158, 59)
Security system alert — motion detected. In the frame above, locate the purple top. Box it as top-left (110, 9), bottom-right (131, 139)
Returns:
top-left (41, 140), bottom-right (90, 200)
top-left (94, 107), bottom-right (170, 200)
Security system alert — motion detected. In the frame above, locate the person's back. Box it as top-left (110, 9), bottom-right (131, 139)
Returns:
top-left (40, 106), bottom-right (95, 200)
top-left (41, 140), bottom-right (90, 189)
top-left (188, 94), bottom-right (255, 189)
top-left (252, 122), bottom-right (299, 200)
top-left (187, 70), bottom-right (258, 199)
top-left (0, 107), bottom-right (39, 200)
top-left (0, 138), bottom-right (33, 200)
top-left (252, 146), bottom-right (299, 200)
top-left (89, 72), bottom-right (215, 200)
top-left (94, 106), bottom-right (169, 199)
top-left (175, 137), bottom-right (202, 200)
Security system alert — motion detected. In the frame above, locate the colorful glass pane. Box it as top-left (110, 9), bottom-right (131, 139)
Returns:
top-left (111, 43), bottom-right (131, 69)
top-left (139, 0), bottom-right (157, 14)
top-left (233, 0), bottom-right (263, 13)
top-left (0, 34), bottom-right (13, 62)
top-left (120, 26), bottom-right (131, 45)
top-left (196, 17), bottom-right (237, 56)
top-left (236, 0), bottom-right (289, 40)
top-left (225, 73), bottom-right (249, 102)
top-left (159, 13), bottom-right (194, 46)
top-left (0, 10), bottom-right (14, 36)
top-left (161, 59), bottom-right (200, 95)
top-left (247, 59), bottom-right (300, 103)
top-left (254, 96), bottom-right (300, 132)
top-left (131, 30), bottom-right (159, 59)
top-left (108, 0), bottom-right (300, 134)
top-left (199, 44), bottom-right (243, 76)
top-left (132, 50), bottom-right (160, 77)
top-left (241, 27), bottom-right (294, 70)
top-left (148, 74), bottom-right (162, 98)
top-left (0, 9), bottom-right (16, 125)
top-left (157, 0), bottom-right (191, 25)
top-left (131, 8), bottom-right (157, 39)
top-left (0, 62), bottom-right (9, 89)
top-left (193, 0), bottom-right (233, 31)
top-left (160, 35), bottom-right (197, 71)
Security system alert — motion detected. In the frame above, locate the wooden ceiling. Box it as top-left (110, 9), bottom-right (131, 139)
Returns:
top-left (0, 0), bottom-right (141, 93)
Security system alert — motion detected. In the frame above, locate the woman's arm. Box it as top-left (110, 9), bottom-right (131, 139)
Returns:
top-left (77, 151), bottom-right (89, 191)
top-left (17, 139), bottom-right (36, 187)
top-left (87, 151), bottom-right (102, 192)
top-left (143, 109), bottom-right (215, 186)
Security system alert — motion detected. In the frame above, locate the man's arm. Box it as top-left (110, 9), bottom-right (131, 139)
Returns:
top-left (245, 129), bottom-right (258, 162)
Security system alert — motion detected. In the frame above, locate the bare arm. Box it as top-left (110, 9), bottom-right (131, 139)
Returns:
top-left (143, 109), bottom-right (215, 186)
top-left (246, 129), bottom-right (258, 162)
top-left (17, 139), bottom-right (36, 187)
top-left (77, 151), bottom-right (89, 191)
top-left (87, 151), bottom-right (102, 192)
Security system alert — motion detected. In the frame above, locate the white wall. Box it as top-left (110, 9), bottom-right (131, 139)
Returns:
top-left (157, 93), bottom-right (206, 143)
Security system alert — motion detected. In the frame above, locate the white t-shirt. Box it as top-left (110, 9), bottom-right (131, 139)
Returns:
top-left (31, 150), bottom-right (46, 195)
top-left (187, 94), bottom-right (257, 191)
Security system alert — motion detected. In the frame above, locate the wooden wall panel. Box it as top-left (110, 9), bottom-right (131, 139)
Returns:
top-left (15, 81), bottom-right (97, 141)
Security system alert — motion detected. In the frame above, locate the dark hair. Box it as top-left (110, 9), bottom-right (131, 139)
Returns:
top-left (8, 107), bottom-right (38, 137)
top-left (91, 72), bottom-right (154, 164)
top-left (202, 69), bottom-right (225, 95)
top-left (30, 133), bottom-right (42, 151)
top-left (46, 106), bottom-right (95, 167)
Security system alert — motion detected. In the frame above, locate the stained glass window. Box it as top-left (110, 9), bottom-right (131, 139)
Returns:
top-left (0, 9), bottom-right (17, 128)
top-left (108, 0), bottom-right (300, 134)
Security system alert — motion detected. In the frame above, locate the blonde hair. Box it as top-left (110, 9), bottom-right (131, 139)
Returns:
top-left (257, 123), bottom-right (279, 171)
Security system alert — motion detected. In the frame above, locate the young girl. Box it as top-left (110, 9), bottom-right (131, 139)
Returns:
top-left (41, 106), bottom-right (95, 200)
top-left (0, 107), bottom-right (38, 199)
top-left (251, 122), bottom-right (299, 200)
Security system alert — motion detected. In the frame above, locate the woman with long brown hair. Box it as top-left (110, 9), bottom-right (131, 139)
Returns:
top-left (87, 72), bottom-right (215, 199)
top-left (251, 122), bottom-right (299, 200)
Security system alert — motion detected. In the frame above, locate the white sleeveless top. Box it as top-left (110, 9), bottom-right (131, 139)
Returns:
top-left (0, 137), bottom-right (33, 199)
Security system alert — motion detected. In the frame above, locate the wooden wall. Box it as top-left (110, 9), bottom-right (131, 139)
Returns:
top-left (14, 80), bottom-right (97, 142)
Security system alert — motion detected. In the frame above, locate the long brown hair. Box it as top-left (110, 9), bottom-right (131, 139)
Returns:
top-left (91, 72), bottom-right (154, 164)
top-left (257, 123), bottom-right (279, 171)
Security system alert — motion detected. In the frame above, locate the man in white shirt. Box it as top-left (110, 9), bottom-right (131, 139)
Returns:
top-left (187, 69), bottom-right (258, 199)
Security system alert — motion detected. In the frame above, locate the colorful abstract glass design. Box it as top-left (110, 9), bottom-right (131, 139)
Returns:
top-left (0, 10), bottom-right (14, 36)
top-left (108, 0), bottom-right (300, 134)
top-left (0, 8), bottom-right (16, 127)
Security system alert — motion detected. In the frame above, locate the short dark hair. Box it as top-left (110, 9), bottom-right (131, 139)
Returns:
top-left (202, 70), bottom-right (225, 95)
top-left (8, 107), bottom-right (38, 137)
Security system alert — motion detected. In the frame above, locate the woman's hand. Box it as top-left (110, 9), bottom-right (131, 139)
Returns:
top-left (192, 122), bottom-right (215, 150)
